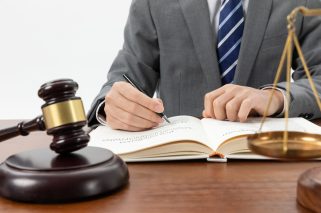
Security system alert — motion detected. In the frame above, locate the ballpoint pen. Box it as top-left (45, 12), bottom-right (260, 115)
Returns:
top-left (122, 74), bottom-right (171, 124)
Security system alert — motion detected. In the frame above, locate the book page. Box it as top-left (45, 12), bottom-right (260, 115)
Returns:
top-left (201, 117), bottom-right (321, 151)
top-left (89, 115), bottom-right (210, 155)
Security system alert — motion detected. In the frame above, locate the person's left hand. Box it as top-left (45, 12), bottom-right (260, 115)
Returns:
top-left (202, 84), bottom-right (284, 122)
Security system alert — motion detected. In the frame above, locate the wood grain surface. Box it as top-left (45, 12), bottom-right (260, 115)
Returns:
top-left (1, 120), bottom-right (320, 213)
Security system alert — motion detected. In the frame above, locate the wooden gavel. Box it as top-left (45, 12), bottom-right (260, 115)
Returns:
top-left (0, 79), bottom-right (90, 154)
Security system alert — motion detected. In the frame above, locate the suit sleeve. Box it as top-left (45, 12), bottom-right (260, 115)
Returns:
top-left (87, 0), bottom-right (160, 126)
top-left (276, 0), bottom-right (321, 120)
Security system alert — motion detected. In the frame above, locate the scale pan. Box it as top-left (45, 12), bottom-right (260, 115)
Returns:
top-left (248, 131), bottom-right (321, 160)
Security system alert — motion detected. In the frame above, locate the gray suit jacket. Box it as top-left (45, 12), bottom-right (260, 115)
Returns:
top-left (88, 0), bottom-right (321, 125)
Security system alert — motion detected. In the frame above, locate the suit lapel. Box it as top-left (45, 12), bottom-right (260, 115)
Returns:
top-left (234, 0), bottom-right (273, 85)
top-left (178, 0), bottom-right (222, 90)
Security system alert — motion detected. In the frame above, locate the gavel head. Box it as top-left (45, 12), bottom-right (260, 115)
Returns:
top-left (38, 79), bottom-right (90, 154)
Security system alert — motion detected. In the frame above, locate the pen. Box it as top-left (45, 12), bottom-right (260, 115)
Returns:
top-left (122, 74), bottom-right (171, 124)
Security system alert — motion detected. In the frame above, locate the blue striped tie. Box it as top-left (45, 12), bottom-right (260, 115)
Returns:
top-left (217, 0), bottom-right (244, 84)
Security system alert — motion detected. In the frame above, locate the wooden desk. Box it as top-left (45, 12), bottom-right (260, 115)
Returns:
top-left (0, 120), bottom-right (320, 213)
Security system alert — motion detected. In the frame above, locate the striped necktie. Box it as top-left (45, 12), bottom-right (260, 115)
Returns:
top-left (217, 0), bottom-right (244, 84)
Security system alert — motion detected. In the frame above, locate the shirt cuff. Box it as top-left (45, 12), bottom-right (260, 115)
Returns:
top-left (261, 87), bottom-right (289, 117)
top-left (96, 101), bottom-right (107, 125)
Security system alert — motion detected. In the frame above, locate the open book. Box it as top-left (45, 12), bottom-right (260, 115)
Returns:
top-left (89, 116), bottom-right (321, 162)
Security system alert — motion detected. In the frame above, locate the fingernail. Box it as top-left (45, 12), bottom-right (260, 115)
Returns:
top-left (203, 111), bottom-right (209, 118)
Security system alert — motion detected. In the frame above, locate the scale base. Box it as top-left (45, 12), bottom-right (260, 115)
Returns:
top-left (0, 147), bottom-right (129, 203)
top-left (297, 166), bottom-right (321, 212)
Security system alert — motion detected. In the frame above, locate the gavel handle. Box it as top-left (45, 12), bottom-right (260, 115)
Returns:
top-left (0, 116), bottom-right (46, 142)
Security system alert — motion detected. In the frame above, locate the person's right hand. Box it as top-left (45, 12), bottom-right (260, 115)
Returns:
top-left (104, 81), bottom-right (165, 131)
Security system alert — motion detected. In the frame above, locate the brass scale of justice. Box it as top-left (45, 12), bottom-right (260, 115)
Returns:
top-left (246, 7), bottom-right (321, 212)
top-left (248, 6), bottom-right (321, 160)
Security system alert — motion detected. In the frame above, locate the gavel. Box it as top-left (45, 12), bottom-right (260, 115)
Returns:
top-left (0, 79), bottom-right (129, 203)
top-left (0, 79), bottom-right (90, 154)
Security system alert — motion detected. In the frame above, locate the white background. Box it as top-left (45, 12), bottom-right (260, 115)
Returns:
top-left (0, 0), bottom-right (131, 119)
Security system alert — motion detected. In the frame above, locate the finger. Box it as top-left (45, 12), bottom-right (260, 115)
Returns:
top-left (106, 104), bottom-right (159, 129)
top-left (115, 82), bottom-right (164, 113)
top-left (202, 110), bottom-right (206, 118)
top-left (106, 87), bottom-right (163, 124)
top-left (225, 96), bottom-right (244, 121)
top-left (107, 113), bottom-right (143, 131)
top-left (204, 89), bottom-right (225, 118)
top-left (212, 92), bottom-right (235, 120)
top-left (238, 98), bottom-right (254, 122)
top-left (116, 94), bottom-right (163, 124)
